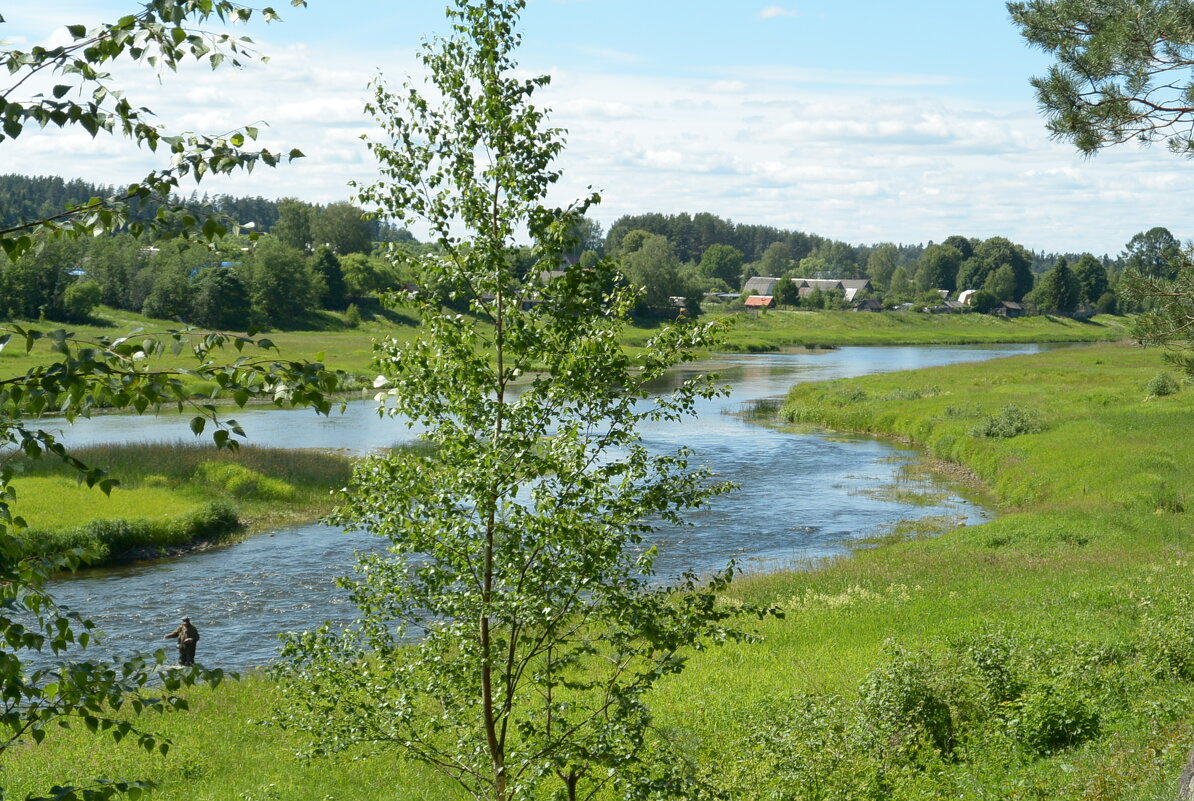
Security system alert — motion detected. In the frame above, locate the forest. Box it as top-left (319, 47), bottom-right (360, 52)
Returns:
top-left (0, 173), bottom-right (1176, 328)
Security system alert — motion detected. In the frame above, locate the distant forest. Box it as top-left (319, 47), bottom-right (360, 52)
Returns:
top-left (0, 174), bottom-right (406, 242)
top-left (0, 173), bottom-right (1175, 326)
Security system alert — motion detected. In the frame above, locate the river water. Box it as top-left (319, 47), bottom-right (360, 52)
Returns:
top-left (45, 344), bottom-right (1049, 670)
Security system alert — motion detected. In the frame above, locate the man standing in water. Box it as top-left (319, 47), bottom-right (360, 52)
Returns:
top-left (164, 616), bottom-right (200, 666)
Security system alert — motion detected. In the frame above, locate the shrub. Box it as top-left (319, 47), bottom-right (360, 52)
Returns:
top-left (344, 303), bottom-right (362, 328)
top-left (955, 632), bottom-right (1024, 704)
top-left (1144, 371), bottom-right (1180, 398)
top-left (1140, 604), bottom-right (1194, 681)
top-left (1007, 681), bottom-right (1100, 754)
top-left (62, 279), bottom-right (103, 321)
top-left (969, 405), bottom-right (1045, 438)
top-left (859, 642), bottom-right (955, 755)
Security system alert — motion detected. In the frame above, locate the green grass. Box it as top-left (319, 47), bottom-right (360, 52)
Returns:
top-left (5, 341), bottom-right (1188, 800)
top-left (7, 443), bottom-right (353, 564)
top-left (2, 306), bottom-right (1131, 389)
top-left (688, 308), bottom-right (1131, 350)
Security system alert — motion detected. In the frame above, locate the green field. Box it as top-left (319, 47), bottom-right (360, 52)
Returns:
top-left (2, 306), bottom-right (1130, 388)
top-left (694, 307), bottom-right (1131, 350)
top-left (6, 342), bottom-right (1194, 799)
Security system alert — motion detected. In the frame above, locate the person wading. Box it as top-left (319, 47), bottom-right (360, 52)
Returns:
top-left (164, 616), bottom-right (200, 666)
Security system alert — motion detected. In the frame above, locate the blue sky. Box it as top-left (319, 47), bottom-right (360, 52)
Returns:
top-left (3, 2), bottom-right (1188, 254)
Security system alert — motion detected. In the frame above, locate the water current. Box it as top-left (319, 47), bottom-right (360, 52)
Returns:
top-left (46, 344), bottom-right (1052, 670)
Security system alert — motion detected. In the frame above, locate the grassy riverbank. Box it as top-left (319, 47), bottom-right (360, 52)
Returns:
top-left (3, 306), bottom-right (1130, 383)
top-left (8, 443), bottom-right (352, 565)
top-left (6, 342), bottom-right (1193, 799)
top-left (693, 308), bottom-right (1130, 350)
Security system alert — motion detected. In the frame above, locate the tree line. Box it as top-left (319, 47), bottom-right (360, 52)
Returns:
top-left (1, 165), bottom-right (1182, 325)
top-left (596, 214), bottom-right (1182, 315)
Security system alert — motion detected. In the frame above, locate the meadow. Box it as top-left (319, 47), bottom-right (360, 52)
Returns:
top-left (1, 305), bottom-right (1130, 384)
top-left (5, 342), bottom-right (1194, 799)
top-left (697, 307), bottom-right (1130, 351)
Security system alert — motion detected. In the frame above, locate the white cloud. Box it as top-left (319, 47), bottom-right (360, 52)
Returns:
top-left (758, 6), bottom-right (799, 19)
top-left (709, 80), bottom-right (749, 94)
top-left (7, 22), bottom-right (1193, 254)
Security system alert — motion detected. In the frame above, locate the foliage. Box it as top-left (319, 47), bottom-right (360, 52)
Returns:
top-left (1009, 0), bottom-right (1194, 156)
top-left (758, 241), bottom-right (793, 275)
top-left (0, 2), bottom-right (307, 262)
top-left (914, 244), bottom-right (963, 293)
top-left (697, 243), bottom-right (744, 288)
top-left (310, 248), bottom-right (348, 310)
top-left (620, 232), bottom-right (689, 311)
top-left (773, 276), bottom-right (801, 307)
top-left (1013, 4), bottom-right (1194, 350)
top-left (190, 268), bottom-right (252, 331)
top-left (1123, 249), bottom-right (1194, 351)
top-left (1144, 371), bottom-right (1181, 398)
top-left (1008, 680), bottom-right (1101, 755)
top-left (859, 642), bottom-right (955, 756)
top-left (1033, 256), bottom-right (1079, 313)
top-left (969, 289), bottom-right (999, 314)
top-left (867, 242), bottom-right (900, 289)
top-left (969, 405), bottom-right (1046, 438)
top-left (1122, 226), bottom-right (1181, 280)
top-left (62, 279), bottom-right (103, 322)
top-left (1071, 253), bottom-right (1109, 305)
top-left (243, 238), bottom-right (315, 327)
top-left (277, 4), bottom-right (761, 801)
top-left (309, 202), bottom-right (373, 255)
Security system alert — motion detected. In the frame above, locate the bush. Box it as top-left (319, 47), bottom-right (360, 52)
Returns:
top-left (344, 302), bottom-right (362, 327)
top-left (859, 642), bottom-right (955, 755)
top-left (1140, 604), bottom-right (1194, 680)
top-left (62, 279), bottom-right (103, 321)
top-left (1144, 371), bottom-right (1180, 398)
top-left (1007, 681), bottom-right (1100, 755)
top-left (969, 405), bottom-right (1046, 438)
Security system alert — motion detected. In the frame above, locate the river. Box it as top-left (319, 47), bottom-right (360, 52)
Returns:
top-left (45, 344), bottom-right (1049, 670)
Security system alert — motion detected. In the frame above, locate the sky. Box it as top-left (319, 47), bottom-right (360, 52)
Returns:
top-left (2, 1), bottom-right (1190, 255)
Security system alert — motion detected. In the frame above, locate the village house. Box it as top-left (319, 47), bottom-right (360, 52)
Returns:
top-left (788, 277), bottom-right (873, 301)
top-left (742, 276), bottom-right (780, 296)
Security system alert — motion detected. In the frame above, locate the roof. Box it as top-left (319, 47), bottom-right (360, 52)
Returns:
top-left (1000, 301), bottom-right (1024, 310)
top-left (839, 279), bottom-right (872, 290)
top-left (744, 295), bottom-right (775, 307)
top-left (790, 278), bottom-right (844, 291)
top-left (742, 276), bottom-right (779, 296)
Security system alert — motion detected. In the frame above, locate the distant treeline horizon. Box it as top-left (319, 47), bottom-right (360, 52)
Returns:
top-left (1, 173), bottom-right (1136, 274)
